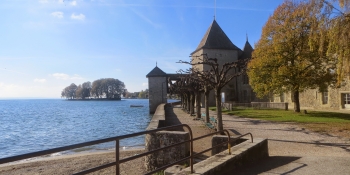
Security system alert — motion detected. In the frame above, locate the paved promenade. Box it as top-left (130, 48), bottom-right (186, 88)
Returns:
top-left (170, 106), bottom-right (350, 175)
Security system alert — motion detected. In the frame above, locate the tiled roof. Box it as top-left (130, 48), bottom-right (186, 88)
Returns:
top-left (191, 20), bottom-right (240, 54)
top-left (146, 66), bottom-right (167, 77)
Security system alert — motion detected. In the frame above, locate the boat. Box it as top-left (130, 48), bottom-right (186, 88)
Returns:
top-left (130, 105), bottom-right (144, 107)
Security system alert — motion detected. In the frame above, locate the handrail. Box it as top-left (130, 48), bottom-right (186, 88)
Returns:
top-left (0, 124), bottom-right (190, 164)
top-left (0, 124), bottom-right (253, 175)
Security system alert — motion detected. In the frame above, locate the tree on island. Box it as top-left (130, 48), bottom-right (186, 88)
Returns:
top-left (91, 78), bottom-right (125, 99)
top-left (248, 0), bottom-right (337, 112)
top-left (61, 78), bottom-right (125, 99)
top-left (75, 81), bottom-right (92, 99)
top-left (61, 83), bottom-right (78, 99)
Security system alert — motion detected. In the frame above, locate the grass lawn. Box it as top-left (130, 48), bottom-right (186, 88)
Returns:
top-left (209, 107), bottom-right (350, 138)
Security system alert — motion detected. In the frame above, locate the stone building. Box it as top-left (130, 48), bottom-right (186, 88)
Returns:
top-left (190, 20), bottom-right (259, 106)
top-left (273, 77), bottom-right (350, 110)
top-left (146, 66), bottom-right (168, 114)
top-left (147, 19), bottom-right (350, 111)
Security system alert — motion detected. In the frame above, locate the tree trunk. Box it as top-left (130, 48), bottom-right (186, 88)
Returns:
top-left (293, 90), bottom-right (301, 112)
top-left (190, 92), bottom-right (195, 116)
top-left (195, 91), bottom-right (201, 119)
top-left (215, 88), bottom-right (223, 131)
top-left (205, 90), bottom-right (210, 123)
top-left (187, 93), bottom-right (191, 113)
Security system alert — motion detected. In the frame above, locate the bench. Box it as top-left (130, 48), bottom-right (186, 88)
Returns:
top-left (205, 122), bottom-right (215, 129)
top-left (210, 116), bottom-right (217, 124)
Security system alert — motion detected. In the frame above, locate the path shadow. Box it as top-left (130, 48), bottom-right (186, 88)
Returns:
top-left (228, 129), bottom-right (241, 135)
top-left (165, 106), bottom-right (185, 132)
top-left (269, 139), bottom-right (350, 152)
top-left (233, 156), bottom-right (303, 175)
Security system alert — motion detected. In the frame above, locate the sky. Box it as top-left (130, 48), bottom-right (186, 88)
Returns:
top-left (0, 0), bottom-right (284, 98)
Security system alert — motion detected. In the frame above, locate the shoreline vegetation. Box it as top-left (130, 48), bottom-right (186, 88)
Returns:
top-left (61, 78), bottom-right (126, 100)
top-left (65, 98), bottom-right (121, 101)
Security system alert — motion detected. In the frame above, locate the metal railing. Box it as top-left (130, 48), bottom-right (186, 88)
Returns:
top-left (0, 124), bottom-right (253, 175)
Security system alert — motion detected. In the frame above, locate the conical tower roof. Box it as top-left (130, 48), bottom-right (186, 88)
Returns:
top-left (191, 20), bottom-right (240, 54)
top-left (146, 66), bottom-right (167, 77)
top-left (239, 40), bottom-right (254, 60)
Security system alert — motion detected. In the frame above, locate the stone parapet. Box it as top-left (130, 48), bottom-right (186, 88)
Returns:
top-left (145, 102), bottom-right (190, 171)
top-left (173, 138), bottom-right (268, 175)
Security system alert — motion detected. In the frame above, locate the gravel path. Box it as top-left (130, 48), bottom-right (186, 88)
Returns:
top-left (218, 111), bottom-right (350, 174)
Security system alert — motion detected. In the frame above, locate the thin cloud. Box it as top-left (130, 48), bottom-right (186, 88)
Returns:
top-left (70, 0), bottom-right (77, 6)
top-left (130, 8), bottom-right (161, 28)
top-left (71, 13), bottom-right (85, 20)
top-left (98, 3), bottom-right (273, 12)
top-left (0, 68), bottom-right (26, 75)
top-left (51, 11), bottom-right (64, 19)
top-left (142, 83), bottom-right (148, 87)
top-left (38, 0), bottom-right (48, 3)
top-left (34, 78), bottom-right (46, 83)
top-left (50, 73), bottom-right (83, 80)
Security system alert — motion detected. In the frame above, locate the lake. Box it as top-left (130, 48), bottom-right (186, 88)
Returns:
top-left (0, 99), bottom-right (152, 159)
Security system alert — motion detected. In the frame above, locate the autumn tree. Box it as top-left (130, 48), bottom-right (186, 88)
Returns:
top-left (311, 0), bottom-right (350, 85)
top-left (248, 0), bottom-right (336, 112)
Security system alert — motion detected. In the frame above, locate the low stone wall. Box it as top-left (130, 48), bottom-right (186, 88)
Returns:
top-left (146, 104), bottom-right (166, 130)
top-left (251, 102), bottom-right (288, 110)
top-left (211, 136), bottom-right (247, 156)
top-left (145, 102), bottom-right (190, 171)
top-left (174, 138), bottom-right (268, 175)
top-left (223, 102), bottom-right (288, 110)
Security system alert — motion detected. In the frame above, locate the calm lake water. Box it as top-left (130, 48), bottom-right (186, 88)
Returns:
top-left (0, 99), bottom-right (152, 159)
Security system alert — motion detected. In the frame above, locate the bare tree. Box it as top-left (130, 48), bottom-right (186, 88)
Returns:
top-left (179, 54), bottom-right (247, 131)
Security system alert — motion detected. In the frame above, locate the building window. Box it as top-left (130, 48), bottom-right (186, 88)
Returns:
top-left (243, 90), bottom-right (247, 102)
top-left (243, 74), bottom-right (249, 84)
top-left (345, 93), bottom-right (350, 104)
top-left (280, 93), bottom-right (284, 102)
top-left (251, 90), bottom-right (255, 100)
top-left (322, 91), bottom-right (328, 104)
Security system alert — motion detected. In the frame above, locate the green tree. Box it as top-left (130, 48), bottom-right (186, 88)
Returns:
top-left (138, 90), bottom-right (145, 98)
top-left (248, 0), bottom-right (336, 112)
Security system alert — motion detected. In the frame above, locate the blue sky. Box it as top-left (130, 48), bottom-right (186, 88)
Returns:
top-left (0, 0), bottom-right (284, 98)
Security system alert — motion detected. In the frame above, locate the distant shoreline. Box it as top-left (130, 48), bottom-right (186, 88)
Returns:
top-left (65, 98), bottom-right (122, 101)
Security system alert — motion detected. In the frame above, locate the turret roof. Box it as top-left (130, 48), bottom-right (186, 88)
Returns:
top-left (146, 66), bottom-right (167, 77)
top-left (191, 20), bottom-right (240, 54)
top-left (239, 40), bottom-right (254, 60)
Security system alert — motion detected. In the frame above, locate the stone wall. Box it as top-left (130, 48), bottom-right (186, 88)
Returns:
top-left (144, 131), bottom-right (189, 171)
top-left (276, 77), bottom-right (350, 110)
top-left (144, 103), bottom-right (190, 171)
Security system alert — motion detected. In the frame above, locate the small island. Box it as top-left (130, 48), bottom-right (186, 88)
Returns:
top-left (61, 78), bottom-right (126, 101)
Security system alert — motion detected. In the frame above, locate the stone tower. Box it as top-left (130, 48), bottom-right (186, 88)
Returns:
top-left (190, 19), bottom-right (255, 106)
top-left (146, 65), bottom-right (167, 114)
